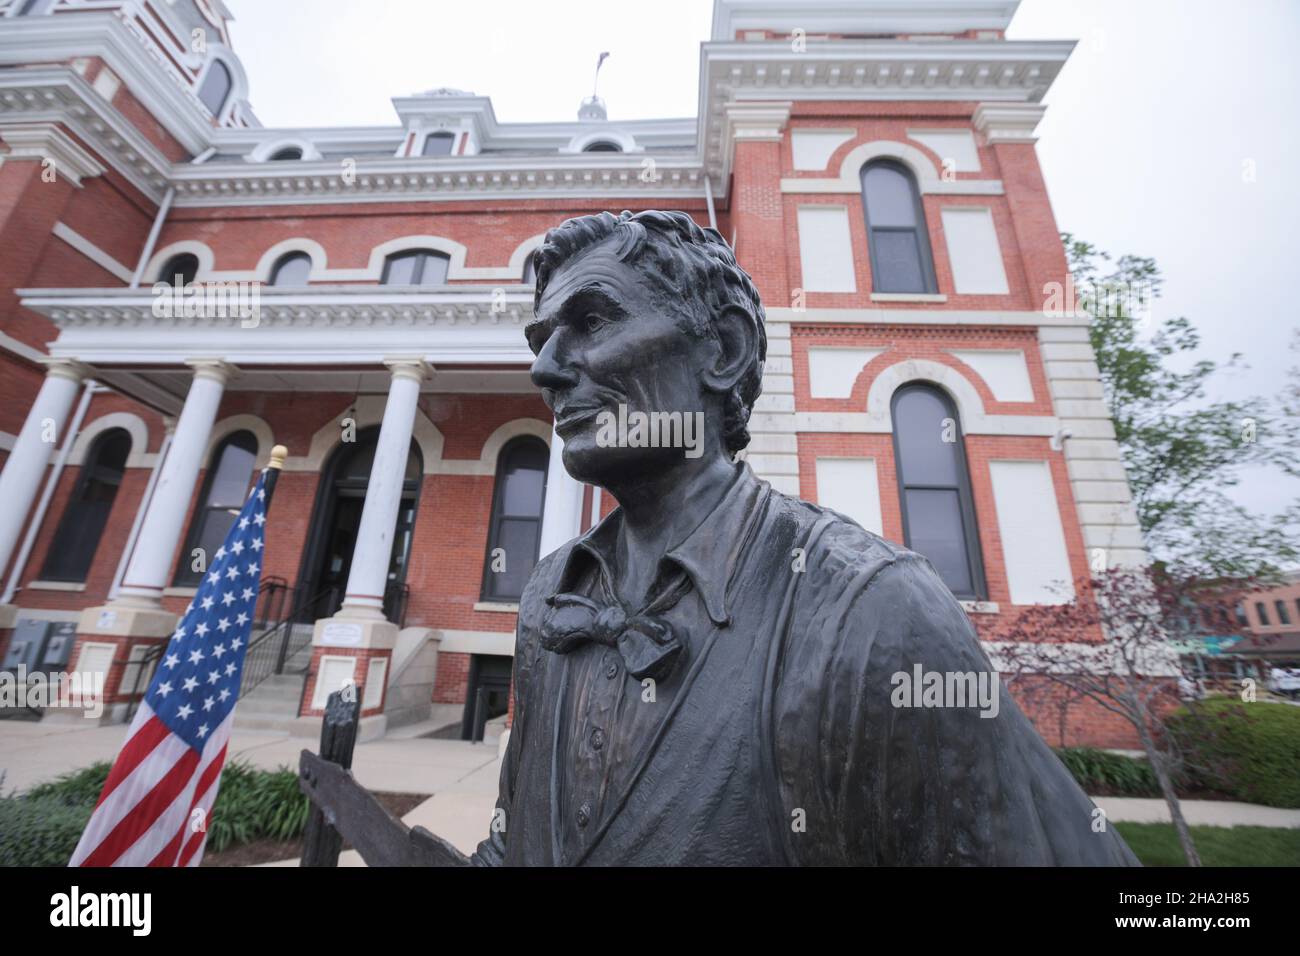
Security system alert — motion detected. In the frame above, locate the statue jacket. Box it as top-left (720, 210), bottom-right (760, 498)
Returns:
top-left (471, 462), bottom-right (1139, 866)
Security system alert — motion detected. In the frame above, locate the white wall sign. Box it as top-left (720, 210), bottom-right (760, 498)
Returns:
top-left (320, 621), bottom-right (363, 647)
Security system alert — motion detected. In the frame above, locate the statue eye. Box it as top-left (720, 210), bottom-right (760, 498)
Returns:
top-left (581, 313), bottom-right (608, 334)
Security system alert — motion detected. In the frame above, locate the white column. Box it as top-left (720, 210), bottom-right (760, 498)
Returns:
top-left (338, 359), bottom-right (429, 619)
top-left (0, 359), bottom-right (85, 582)
top-left (116, 361), bottom-right (232, 607)
top-left (538, 423), bottom-right (586, 559)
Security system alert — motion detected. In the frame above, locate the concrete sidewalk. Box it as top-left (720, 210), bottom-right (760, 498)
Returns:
top-left (1092, 796), bottom-right (1300, 829)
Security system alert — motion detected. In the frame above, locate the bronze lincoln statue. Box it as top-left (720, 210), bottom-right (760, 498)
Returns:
top-left (464, 209), bottom-right (1138, 866)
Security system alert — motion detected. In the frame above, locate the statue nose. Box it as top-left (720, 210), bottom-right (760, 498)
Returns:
top-left (530, 333), bottom-right (580, 391)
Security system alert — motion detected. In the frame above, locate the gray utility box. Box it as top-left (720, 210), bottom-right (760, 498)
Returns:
top-left (2, 619), bottom-right (78, 671)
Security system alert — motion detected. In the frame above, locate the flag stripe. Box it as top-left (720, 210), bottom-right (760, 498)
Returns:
top-left (80, 748), bottom-right (200, 867)
top-left (150, 738), bottom-right (228, 868)
top-left (91, 714), bottom-right (173, 810)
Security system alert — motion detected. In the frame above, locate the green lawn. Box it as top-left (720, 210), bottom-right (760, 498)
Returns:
top-left (1115, 823), bottom-right (1300, 866)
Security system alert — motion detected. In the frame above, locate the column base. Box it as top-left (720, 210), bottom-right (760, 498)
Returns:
top-left (65, 603), bottom-right (178, 724)
top-left (310, 607), bottom-right (398, 651)
top-left (300, 611), bottom-right (397, 724)
top-left (76, 602), bottom-right (178, 639)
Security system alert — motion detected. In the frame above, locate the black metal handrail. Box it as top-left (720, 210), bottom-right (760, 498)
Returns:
top-left (239, 584), bottom-right (335, 699)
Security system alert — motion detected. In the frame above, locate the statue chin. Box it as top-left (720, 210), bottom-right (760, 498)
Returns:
top-left (561, 436), bottom-right (691, 491)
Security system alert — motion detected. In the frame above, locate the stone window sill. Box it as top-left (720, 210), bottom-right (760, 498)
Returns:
top-left (163, 586), bottom-right (199, 598)
top-left (27, 580), bottom-right (86, 592)
top-left (473, 601), bottom-right (519, 614)
top-left (960, 600), bottom-right (1001, 615)
top-left (871, 293), bottom-right (949, 303)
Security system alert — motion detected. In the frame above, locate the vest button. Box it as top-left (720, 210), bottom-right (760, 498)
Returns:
top-left (590, 728), bottom-right (605, 750)
top-left (576, 802), bottom-right (591, 828)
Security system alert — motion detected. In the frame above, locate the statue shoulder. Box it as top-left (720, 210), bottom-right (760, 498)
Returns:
top-left (768, 487), bottom-right (914, 586)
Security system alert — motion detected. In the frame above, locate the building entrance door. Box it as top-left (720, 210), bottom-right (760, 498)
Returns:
top-left (299, 427), bottom-right (422, 623)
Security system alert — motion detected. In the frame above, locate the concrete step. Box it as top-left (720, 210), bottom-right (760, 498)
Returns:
top-left (234, 671), bottom-right (307, 731)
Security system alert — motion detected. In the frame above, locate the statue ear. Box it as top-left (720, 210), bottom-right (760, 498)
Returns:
top-left (702, 304), bottom-right (758, 395)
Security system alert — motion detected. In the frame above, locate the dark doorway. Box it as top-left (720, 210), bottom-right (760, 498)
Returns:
top-left (461, 654), bottom-right (513, 741)
top-left (298, 426), bottom-right (422, 623)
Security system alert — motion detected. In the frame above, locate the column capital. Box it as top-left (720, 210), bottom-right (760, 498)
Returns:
top-left (383, 357), bottom-right (432, 384)
top-left (184, 359), bottom-right (238, 385)
top-left (38, 357), bottom-right (91, 384)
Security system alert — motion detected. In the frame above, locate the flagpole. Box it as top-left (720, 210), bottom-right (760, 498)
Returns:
top-left (261, 443), bottom-right (287, 505)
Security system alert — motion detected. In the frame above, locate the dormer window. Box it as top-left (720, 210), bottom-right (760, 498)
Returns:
top-left (582, 141), bottom-right (621, 153)
top-left (381, 250), bottom-right (450, 286)
top-left (198, 59), bottom-right (233, 117)
top-left (269, 147), bottom-right (303, 161)
top-left (269, 252), bottom-right (312, 286)
top-left (158, 253), bottom-right (200, 287)
top-left (422, 132), bottom-right (456, 156)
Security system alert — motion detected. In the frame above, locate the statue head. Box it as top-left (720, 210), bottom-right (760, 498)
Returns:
top-left (527, 210), bottom-right (766, 489)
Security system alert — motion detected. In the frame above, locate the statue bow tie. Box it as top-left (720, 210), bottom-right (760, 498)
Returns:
top-left (540, 593), bottom-right (682, 682)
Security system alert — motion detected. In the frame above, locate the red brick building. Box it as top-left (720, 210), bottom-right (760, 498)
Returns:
top-left (0, 1), bottom-right (1148, 746)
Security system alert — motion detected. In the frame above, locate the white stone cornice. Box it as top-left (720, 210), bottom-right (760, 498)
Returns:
top-left (973, 103), bottom-right (1048, 143)
top-left (165, 154), bottom-right (708, 207)
top-left (0, 122), bottom-right (104, 186)
top-left (20, 286), bottom-right (539, 366)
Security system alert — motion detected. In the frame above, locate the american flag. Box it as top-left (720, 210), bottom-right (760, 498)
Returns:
top-left (70, 472), bottom-right (270, 867)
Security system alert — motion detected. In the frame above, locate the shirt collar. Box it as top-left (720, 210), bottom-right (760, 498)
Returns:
top-left (555, 461), bottom-right (768, 628)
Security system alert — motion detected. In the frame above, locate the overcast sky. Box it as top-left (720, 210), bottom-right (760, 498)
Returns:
top-left (224, 0), bottom-right (1299, 516)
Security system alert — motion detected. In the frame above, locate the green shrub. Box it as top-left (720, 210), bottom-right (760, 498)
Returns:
top-left (1167, 698), bottom-right (1300, 808)
top-left (1055, 747), bottom-right (1162, 796)
top-left (0, 759), bottom-right (309, 864)
top-left (0, 795), bottom-right (92, 866)
top-left (25, 761), bottom-right (111, 806)
top-left (207, 760), bottom-right (310, 853)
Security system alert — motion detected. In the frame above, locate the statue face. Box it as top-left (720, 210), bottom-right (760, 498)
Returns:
top-left (527, 243), bottom-right (718, 487)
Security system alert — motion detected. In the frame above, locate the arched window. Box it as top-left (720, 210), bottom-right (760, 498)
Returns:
top-left (421, 132), bottom-right (455, 156)
top-left (174, 431), bottom-right (257, 587)
top-left (891, 384), bottom-right (984, 599)
top-left (480, 437), bottom-right (549, 601)
top-left (582, 141), bottom-right (621, 153)
top-left (861, 160), bottom-right (937, 294)
top-left (269, 251), bottom-right (312, 286)
top-left (268, 146), bottom-right (303, 161)
top-left (197, 59), bottom-right (233, 117)
top-left (40, 429), bottom-right (131, 582)
top-left (157, 253), bottom-right (199, 287)
top-left (380, 249), bottom-right (450, 286)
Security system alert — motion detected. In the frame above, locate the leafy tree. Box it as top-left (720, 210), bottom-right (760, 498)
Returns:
top-left (1063, 234), bottom-right (1299, 580)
